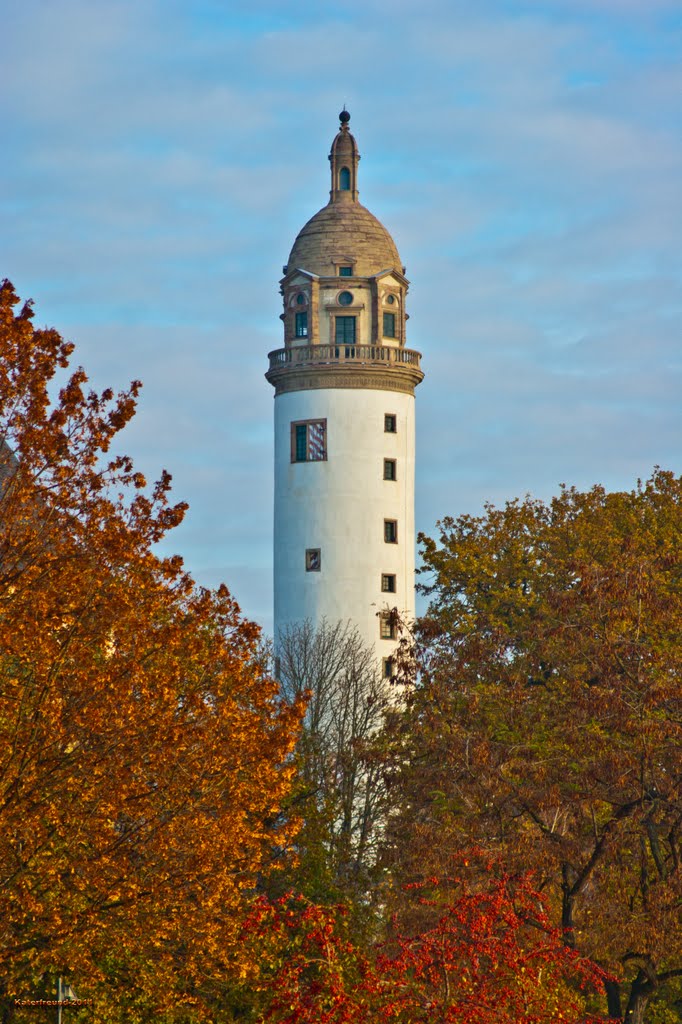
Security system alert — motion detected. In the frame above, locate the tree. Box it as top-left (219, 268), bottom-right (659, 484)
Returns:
top-left (0, 281), bottom-right (301, 1020)
top-left (272, 620), bottom-right (389, 909)
top-left (246, 862), bottom-right (606, 1023)
top-left (383, 472), bottom-right (682, 1023)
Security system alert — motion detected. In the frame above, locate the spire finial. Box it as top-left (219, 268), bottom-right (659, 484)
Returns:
top-left (329, 108), bottom-right (359, 202)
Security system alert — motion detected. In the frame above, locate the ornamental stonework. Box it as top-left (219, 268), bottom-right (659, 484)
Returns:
top-left (267, 366), bottom-right (423, 397)
top-left (267, 111), bottom-right (424, 397)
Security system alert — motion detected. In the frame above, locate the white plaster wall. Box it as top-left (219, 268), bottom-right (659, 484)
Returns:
top-left (273, 387), bottom-right (416, 667)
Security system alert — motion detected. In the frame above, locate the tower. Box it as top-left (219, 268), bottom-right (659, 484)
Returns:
top-left (266, 111), bottom-right (424, 672)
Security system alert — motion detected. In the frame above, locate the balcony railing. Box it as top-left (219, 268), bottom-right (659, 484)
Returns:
top-left (268, 344), bottom-right (422, 372)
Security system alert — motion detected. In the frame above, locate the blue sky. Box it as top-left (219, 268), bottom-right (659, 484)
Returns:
top-left (3, 0), bottom-right (681, 633)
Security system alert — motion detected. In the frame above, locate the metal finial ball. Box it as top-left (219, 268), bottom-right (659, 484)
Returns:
top-left (339, 109), bottom-right (351, 124)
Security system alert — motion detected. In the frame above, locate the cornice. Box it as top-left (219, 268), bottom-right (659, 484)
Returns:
top-left (265, 363), bottom-right (424, 396)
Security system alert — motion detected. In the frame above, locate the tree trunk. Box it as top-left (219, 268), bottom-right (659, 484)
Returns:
top-left (605, 979), bottom-right (623, 1020)
top-left (561, 863), bottom-right (576, 948)
top-left (624, 970), bottom-right (653, 1024)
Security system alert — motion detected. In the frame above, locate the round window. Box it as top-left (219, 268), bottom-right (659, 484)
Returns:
top-left (338, 291), bottom-right (353, 306)
top-left (386, 294), bottom-right (396, 304)
top-left (296, 293), bottom-right (306, 305)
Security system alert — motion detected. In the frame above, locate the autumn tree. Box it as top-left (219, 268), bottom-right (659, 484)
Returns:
top-left (0, 280), bottom-right (301, 1021)
top-left (245, 862), bottom-right (606, 1023)
top-left (272, 620), bottom-right (389, 910)
top-left (383, 472), bottom-right (682, 1023)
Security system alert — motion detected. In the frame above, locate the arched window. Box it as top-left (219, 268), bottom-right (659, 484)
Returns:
top-left (339, 166), bottom-right (351, 190)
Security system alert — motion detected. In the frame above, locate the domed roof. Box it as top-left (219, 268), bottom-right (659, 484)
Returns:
top-left (287, 201), bottom-right (402, 278)
top-left (285, 111), bottom-right (402, 278)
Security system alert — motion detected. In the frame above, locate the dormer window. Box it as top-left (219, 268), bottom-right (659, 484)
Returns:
top-left (339, 166), bottom-right (351, 190)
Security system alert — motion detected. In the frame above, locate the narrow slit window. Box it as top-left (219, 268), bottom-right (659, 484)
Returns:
top-left (291, 420), bottom-right (327, 462)
top-left (384, 459), bottom-right (397, 481)
top-left (295, 423), bottom-right (307, 462)
top-left (384, 519), bottom-right (398, 544)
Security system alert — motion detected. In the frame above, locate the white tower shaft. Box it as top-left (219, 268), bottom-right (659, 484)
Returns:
top-left (273, 387), bottom-right (416, 662)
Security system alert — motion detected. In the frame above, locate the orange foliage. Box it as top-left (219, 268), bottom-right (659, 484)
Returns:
top-left (0, 281), bottom-right (301, 1017)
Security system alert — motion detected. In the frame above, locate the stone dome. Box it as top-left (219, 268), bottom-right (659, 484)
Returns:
top-left (287, 201), bottom-right (402, 278)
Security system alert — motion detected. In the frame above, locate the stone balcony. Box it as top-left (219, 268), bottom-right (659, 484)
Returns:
top-left (265, 343), bottom-right (424, 396)
top-left (268, 343), bottom-right (422, 371)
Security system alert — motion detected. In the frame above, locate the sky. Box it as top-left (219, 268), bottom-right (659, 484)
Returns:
top-left (2, 0), bottom-right (681, 635)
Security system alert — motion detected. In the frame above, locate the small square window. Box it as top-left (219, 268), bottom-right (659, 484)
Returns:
top-left (339, 266), bottom-right (353, 276)
top-left (383, 657), bottom-right (394, 679)
top-left (384, 459), bottom-right (397, 481)
top-left (383, 312), bottom-right (396, 338)
top-left (380, 612), bottom-right (396, 640)
top-left (381, 573), bottom-right (396, 593)
top-left (305, 548), bottom-right (321, 572)
top-left (384, 519), bottom-right (398, 544)
top-left (384, 414), bottom-right (397, 433)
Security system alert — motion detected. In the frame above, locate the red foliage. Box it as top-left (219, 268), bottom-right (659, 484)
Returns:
top-left (248, 865), bottom-right (609, 1024)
